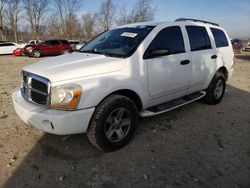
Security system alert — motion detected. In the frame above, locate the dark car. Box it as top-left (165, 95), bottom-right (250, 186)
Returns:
top-left (24, 39), bottom-right (73, 58)
top-left (231, 39), bottom-right (243, 54)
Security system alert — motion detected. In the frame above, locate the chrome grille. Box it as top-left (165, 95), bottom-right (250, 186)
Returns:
top-left (21, 71), bottom-right (51, 106)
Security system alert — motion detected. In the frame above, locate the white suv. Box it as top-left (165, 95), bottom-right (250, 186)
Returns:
top-left (12, 18), bottom-right (234, 151)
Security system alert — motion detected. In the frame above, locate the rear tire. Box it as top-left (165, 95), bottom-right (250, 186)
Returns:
top-left (87, 94), bottom-right (138, 152)
top-left (203, 72), bottom-right (226, 105)
top-left (62, 49), bottom-right (70, 54)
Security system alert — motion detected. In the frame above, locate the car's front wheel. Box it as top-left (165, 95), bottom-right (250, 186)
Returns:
top-left (87, 94), bottom-right (138, 152)
top-left (32, 50), bottom-right (41, 58)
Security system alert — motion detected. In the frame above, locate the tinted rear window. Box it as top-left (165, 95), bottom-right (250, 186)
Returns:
top-left (186, 26), bottom-right (211, 51)
top-left (211, 28), bottom-right (229, 48)
top-left (61, 40), bottom-right (69, 45)
top-left (146, 26), bottom-right (185, 55)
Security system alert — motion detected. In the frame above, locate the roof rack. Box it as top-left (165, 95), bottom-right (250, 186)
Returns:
top-left (175, 18), bottom-right (219, 26)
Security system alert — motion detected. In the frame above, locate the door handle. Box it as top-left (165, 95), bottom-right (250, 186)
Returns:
top-left (180, 60), bottom-right (190, 65)
top-left (211, 55), bottom-right (217, 59)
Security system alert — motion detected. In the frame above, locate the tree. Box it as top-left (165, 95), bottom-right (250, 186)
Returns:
top-left (82, 13), bottom-right (98, 40)
top-left (46, 14), bottom-right (62, 38)
top-left (98, 0), bottom-right (116, 30)
top-left (116, 6), bottom-right (133, 26)
top-left (5, 0), bottom-right (21, 42)
top-left (54, 0), bottom-right (81, 38)
top-left (0, 0), bottom-right (6, 40)
top-left (131, 0), bottom-right (154, 23)
top-left (23, 0), bottom-right (48, 39)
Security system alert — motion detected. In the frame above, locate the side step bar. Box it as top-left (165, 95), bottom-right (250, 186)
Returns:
top-left (140, 91), bottom-right (206, 117)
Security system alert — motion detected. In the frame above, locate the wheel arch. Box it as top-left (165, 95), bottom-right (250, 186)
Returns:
top-left (108, 89), bottom-right (143, 111)
top-left (217, 66), bottom-right (228, 80)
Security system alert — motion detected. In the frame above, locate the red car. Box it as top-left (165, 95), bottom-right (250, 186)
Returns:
top-left (231, 39), bottom-right (243, 54)
top-left (24, 39), bottom-right (73, 58)
top-left (13, 48), bottom-right (24, 56)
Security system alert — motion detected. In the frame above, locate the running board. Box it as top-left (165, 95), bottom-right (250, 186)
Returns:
top-left (140, 91), bottom-right (206, 117)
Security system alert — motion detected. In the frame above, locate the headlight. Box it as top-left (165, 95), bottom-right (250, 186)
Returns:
top-left (51, 84), bottom-right (81, 110)
top-left (26, 46), bottom-right (32, 51)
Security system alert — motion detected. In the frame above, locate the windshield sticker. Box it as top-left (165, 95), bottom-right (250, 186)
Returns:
top-left (121, 32), bottom-right (138, 38)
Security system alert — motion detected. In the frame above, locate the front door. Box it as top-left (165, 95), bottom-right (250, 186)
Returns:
top-left (144, 26), bottom-right (191, 101)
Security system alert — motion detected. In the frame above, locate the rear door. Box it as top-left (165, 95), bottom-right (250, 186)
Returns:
top-left (185, 25), bottom-right (217, 94)
top-left (144, 26), bottom-right (191, 100)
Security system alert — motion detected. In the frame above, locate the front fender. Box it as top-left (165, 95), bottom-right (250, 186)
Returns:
top-left (77, 75), bottom-right (148, 110)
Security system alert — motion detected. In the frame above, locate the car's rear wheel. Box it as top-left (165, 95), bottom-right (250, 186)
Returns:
top-left (32, 50), bottom-right (41, 58)
top-left (203, 72), bottom-right (226, 105)
top-left (86, 94), bottom-right (138, 152)
top-left (62, 49), bottom-right (70, 54)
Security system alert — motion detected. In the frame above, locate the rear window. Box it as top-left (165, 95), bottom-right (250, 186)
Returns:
top-left (186, 26), bottom-right (211, 51)
top-left (61, 40), bottom-right (69, 45)
top-left (210, 28), bottom-right (229, 48)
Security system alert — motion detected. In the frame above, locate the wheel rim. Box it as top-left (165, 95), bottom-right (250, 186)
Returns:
top-left (63, 50), bottom-right (69, 54)
top-left (34, 51), bottom-right (40, 57)
top-left (104, 107), bottom-right (131, 142)
top-left (214, 79), bottom-right (224, 99)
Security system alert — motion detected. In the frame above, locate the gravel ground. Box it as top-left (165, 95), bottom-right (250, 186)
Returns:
top-left (0, 53), bottom-right (250, 188)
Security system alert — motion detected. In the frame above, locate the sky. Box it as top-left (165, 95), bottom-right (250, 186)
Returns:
top-left (78, 0), bottom-right (250, 39)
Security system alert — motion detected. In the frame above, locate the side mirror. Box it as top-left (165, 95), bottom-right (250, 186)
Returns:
top-left (143, 48), bottom-right (171, 59)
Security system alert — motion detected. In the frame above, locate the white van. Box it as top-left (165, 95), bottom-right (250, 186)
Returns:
top-left (12, 18), bottom-right (234, 151)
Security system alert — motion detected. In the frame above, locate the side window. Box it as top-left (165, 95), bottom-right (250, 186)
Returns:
top-left (61, 40), bottom-right (69, 45)
top-left (210, 28), bottom-right (229, 48)
top-left (186, 26), bottom-right (211, 51)
top-left (51, 40), bottom-right (60, 45)
top-left (45, 40), bottom-right (52, 45)
top-left (146, 26), bottom-right (185, 55)
top-left (0, 43), bottom-right (15, 47)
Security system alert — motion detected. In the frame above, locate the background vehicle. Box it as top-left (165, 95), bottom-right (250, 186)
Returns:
top-left (24, 39), bottom-right (73, 57)
top-left (27, 40), bottom-right (43, 45)
top-left (0, 42), bottom-right (26, 55)
top-left (243, 40), bottom-right (250, 51)
top-left (13, 18), bottom-right (234, 152)
top-left (231, 39), bottom-right (243, 54)
top-left (68, 40), bottom-right (88, 50)
top-left (13, 48), bottom-right (25, 56)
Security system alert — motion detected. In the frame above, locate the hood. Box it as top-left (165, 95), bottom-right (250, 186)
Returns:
top-left (23, 52), bottom-right (124, 82)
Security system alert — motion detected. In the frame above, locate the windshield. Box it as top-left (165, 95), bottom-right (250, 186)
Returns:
top-left (80, 26), bottom-right (155, 58)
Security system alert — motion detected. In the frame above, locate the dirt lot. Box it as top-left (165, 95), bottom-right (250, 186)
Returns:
top-left (0, 53), bottom-right (250, 188)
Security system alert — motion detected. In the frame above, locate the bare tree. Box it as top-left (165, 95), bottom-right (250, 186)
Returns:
top-left (0, 0), bottom-right (6, 40)
top-left (98, 0), bottom-right (116, 30)
top-left (116, 6), bottom-right (133, 26)
top-left (5, 0), bottom-right (21, 42)
top-left (82, 13), bottom-right (98, 40)
top-left (54, 0), bottom-right (81, 38)
top-left (23, 0), bottom-right (48, 39)
top-left (131, 0), bottom-right (154, 23)
top-left (46, 14), bottom-right (62, 38)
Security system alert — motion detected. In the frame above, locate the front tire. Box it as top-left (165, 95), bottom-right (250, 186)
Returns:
top-left (203, 72), bottom-right (226, 105)
top-left (32, 50), bottom-right (41, 58)
top-left (87, 95), bottom-right (138, 152)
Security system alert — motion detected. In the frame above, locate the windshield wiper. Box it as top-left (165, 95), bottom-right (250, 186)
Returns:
top-left (81, 49), bottom-right (105, 55)
top-left (80, 49), bottom-right (124, 58)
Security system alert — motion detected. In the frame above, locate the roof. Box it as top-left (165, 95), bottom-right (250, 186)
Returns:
top-left (117, 18), bottom-right (220, 29)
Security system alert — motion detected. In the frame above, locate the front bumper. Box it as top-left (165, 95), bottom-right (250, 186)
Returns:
top-left (12, 90), bottom-right (95, 135)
